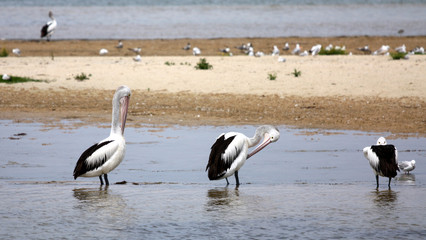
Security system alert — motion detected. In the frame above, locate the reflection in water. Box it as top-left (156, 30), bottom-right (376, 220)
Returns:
top-left (206, 187), bottom-right (240, 210)
top-left (396, 174), bottom-right (416, 185)
top-left (372, 190), bottom-right (398, 208)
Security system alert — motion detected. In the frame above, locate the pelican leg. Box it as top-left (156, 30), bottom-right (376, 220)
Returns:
top-left (388, 177), bottom-right (391, 189)
top-left (225, 178), bottom-right (229, 185)
top-left (104, 174), bottom-right (109, 186)
top-left (99, 176), bottom-right (104, 185)
top-left (235, 171), bottom-right (240, 186)
top-left (375, 175), bottom-right (379, 189)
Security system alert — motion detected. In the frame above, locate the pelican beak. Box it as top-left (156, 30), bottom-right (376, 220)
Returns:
top-left (120, 96), bottom-right (130, 134)
top-left (247, 133), bottom-right (272, 159)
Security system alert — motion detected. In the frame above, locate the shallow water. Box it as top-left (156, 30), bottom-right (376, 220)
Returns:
top-left (2, 1), bottom-right (426, 39)
top-left (1, 120), bottom-right (425, 239)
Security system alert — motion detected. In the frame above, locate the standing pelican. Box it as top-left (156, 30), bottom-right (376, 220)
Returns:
top-left (73, 86), bottom-right (131, 185)
top-left (363, 137), bottom-right (399, 189)
top-left (40, 11), bottom-right (57, 41)
top-left (206, 125), bottom-right (280, 186)
top-left (399, 160), bottom-right (416, 174)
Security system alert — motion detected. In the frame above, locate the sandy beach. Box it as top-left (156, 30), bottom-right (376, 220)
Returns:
top-left (1, 37), bottom-right (425, 135)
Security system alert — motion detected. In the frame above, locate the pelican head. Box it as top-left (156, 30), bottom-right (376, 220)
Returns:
top-left (112, 86), bottom-right (131, 134)
top-left (248, 125), bottom-right (280, 158)
top-left (376, 137), bottom-right (387, 145)
top-left (49, 11), bottom-right (54, 19)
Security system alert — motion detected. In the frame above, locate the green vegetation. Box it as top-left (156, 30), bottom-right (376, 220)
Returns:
top-left (74, 72), bottom-right (92, 81)
top-left (195, 58), bottom-right (213, 70)
top-left (267, 72), bottom-right (277, 80)
top-left (180, 62), bottom-right (191, 66)
top-left (164, 61), bottom-right (175, 66)
top-left (390, 52), bottom-right (407, 60)
top-left (319, 48), bottom-right (346, 55)
top-left (0, 48), bottom-right (9, 57)
top-left (0, 75), bottom-right (46, 84)
top-left (292, 69), bottom-right (302, 77)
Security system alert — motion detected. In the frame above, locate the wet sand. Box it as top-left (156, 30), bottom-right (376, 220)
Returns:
top-left (0, 37), bottom-right (425, 135)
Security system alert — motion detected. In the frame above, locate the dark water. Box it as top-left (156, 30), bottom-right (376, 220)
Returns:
top-left (0, 120), bottom-right (425, 239)
top-left (1, 0), bottom-right (426, 39)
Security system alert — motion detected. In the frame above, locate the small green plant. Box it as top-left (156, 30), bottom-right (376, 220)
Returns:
top-left (319, 48), bottom-right (346, 55)
top-left (195, 58), bottom-right (213, 70)
top-left (180, 62), bottom-right (191, 66)
top-left (292, 69), bottom-right (301, 77)
top-left (74, 72), bottom-right (92, 81)
top-left (267, 72), bottom-right (277, 80)
top-left (0, 75), bottom-right (46, 84)
top-left (0, 48), bottom-right (9, 57)
top-left (164, 61), bottom-right (175, 66)
top-left (390, 52), bottom-right (407, 60)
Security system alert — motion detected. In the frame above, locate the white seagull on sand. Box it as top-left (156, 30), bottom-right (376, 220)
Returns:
top-left (310, 44), bottom-right (322, 56)
top-left (2, 74), bottom-right (11, 80)
top-left (363, 137), bottom-right (399, 189)
top-left (283, 42), bottom-right (290, 51)
top-left (133, 55), bottom-right (141, 62)
top-left (40, 11), bottom-right (57, 41)
top-left (398, 160), bottom-right (416, 174)
top-left (272, 45), bottom-right (280, 56)
top-left (292, 44), bottom-right (301, 55)
top-left (12, 48), bottom-right (21, 56)
top-left (99, 48), bottom-right (109, 55)
top-left (183, 43), bottom-right (191, 50)
top-left (372, 45), bottom-right (390, 55)
top-left (193, 47), bottom-right (201, 56)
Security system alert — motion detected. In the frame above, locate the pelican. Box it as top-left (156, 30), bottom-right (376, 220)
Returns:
top-left (40, 11), bottom-right (57, 41)
top-left (399, 160), bottom-right (416, 174)
top-left (363, 137), bottom-right (399, 189)
top-left (272, 45), bottom-right (280, 56)
top-left (193, 47), bottom-right (201, 56)
top-left (73, 86), bottom-right (131, 185)
top-left (206, 125), bottom-right (280, 186)
top-left (292, 43), bottom-right (301, 55)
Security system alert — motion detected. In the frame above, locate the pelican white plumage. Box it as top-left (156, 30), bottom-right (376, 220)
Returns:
top-left (193, 47), bottom-right (201, 56)
top-left (206, 125), bottom-right (280, 186)
top-left (399, 160), bottom-right (416, 174)
top-left (73, 86), bottom-right (131, 185)
top-left (310, 44), bottom-right (322, 56)
top-left (363, 137), bottom-right (399, 189)
top-left (292, 43), bottom-right (301, 55)
top-left (40, 11), bottom-right (57, 41)
top-left (272, 45), bottom-right (280, 56)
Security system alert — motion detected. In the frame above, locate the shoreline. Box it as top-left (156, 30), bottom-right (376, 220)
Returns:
top-left (1, 36), bottom-right (425, 135)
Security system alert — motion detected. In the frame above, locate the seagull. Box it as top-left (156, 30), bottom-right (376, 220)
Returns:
top-left (99, 48), bottom-right (109, 55)
top-left (398, 160), bottom-right (416, 174)
top-left (133, 55), bottom-right (141, 62)
top-left (247, 47), bottom-right (254, 56)
top-left (363, 137), bottom-right (399, 189)
top-left (372, 45), bottom-right (390, 55)
top-left (357, 45), bottom-right (371, 54)
top-left (12, 48), bottom-right (21, 56)
top-left (183, 43), bottom-right (191, 50)
top-left (193, 47), bottom-right (201, 56)
top-left (410, 46), bottom-right (425, 54)
top-left (395, 44), bottom-right (406, 53)
top-left (283, 42), bottom-right (290, 51)
top-left (299, 50), bottom-right (308, 56)
top-left (309, 44), bottom-right (322, 56)
top-left (292, 44), bottom-right (301, 55)
top-left (116, 40), bottom-right (123, 49)
top-left (220, 47), bottom-right (231, 53)
top-left (272, 45), bottom-right (280, 56)
top-left (278, 57), bottom-right (286, 62)
top-left (255, 51), bottom-right (265, 57)
top-left (325, 44), bottom-right (333, 51)
top-left (73, 86), bottom-right (131, 185)
top-left (2, 74), bottom-right (10, 80)
top-left (40, 11), bottom-right (57, 41)
top-left (128, 47), bottom-right (141, 54)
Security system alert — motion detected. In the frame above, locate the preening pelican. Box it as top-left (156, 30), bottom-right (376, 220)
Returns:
top-left (206, 125), bottom-right (280, 186)
top-left (40, 11), bottom-right (57, 41)
top-left (363, 137), bottom-right (399, 189)
top-left (73, 86), bottom-right (131, 185)
top-left (399, 160), bottom-right (416, 174)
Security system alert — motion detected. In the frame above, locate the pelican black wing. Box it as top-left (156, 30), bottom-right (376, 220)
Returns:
top-left (41, 24), bottom-right (48, 38)
top-left (73, 140), bottom-right (114, 179)
top-left (371, 145), bottom-right (399, 178)
top-left (206, 134), bottom-right (236, 180)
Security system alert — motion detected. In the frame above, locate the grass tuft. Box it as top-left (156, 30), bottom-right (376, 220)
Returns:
top-left (0, 48), bottom-right (9, 57)
top-left (74, 72), bottom-right (92, 81)
top-left (292, 69), bottom-right (302, 77)
top-left (0, 75), bottom-right (46, 84)
top-left (319, 48), bottom-right (346, 55)
top-left (267, 72), bottom-right (277, 80)
top-left (195, 58), bottom-right (213, 70)
top-left (390, 52), bottom-right (407, 60)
